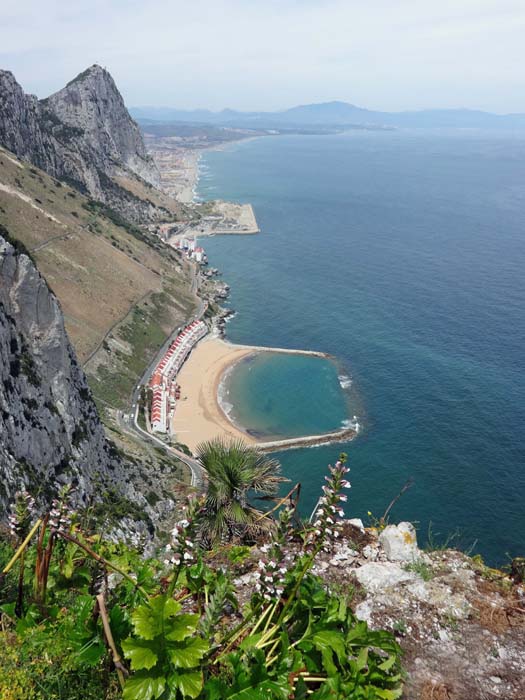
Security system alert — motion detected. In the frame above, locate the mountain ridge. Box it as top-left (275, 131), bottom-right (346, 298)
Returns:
top-left (0, 65), bottom-right (186, 224)
top-left (130, 100), bottom-right (525, 129)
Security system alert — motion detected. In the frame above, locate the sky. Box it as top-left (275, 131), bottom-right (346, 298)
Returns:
top-left (2, 0), bottom-right (525, 113)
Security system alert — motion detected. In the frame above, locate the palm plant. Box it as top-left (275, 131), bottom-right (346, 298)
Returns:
top-left (195, 438), bottom-right (286, 546)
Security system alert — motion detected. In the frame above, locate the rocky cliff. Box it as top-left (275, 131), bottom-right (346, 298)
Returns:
top-left (0, 66), bottom-right (164, 222)
top-left (0, 227), bottom-right (118, 513)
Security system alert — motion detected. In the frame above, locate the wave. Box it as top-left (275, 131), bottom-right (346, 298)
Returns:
top-left (217, 364), bottom-right (243, 430)
top-left (338, 374), bottom-right (352, 389)
top-left (341, 416), bottom-right (361, 433)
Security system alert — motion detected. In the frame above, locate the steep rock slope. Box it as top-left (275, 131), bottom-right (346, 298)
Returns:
top-left (0, 228), bottom-right (116, 511)
top-left (0, 150), bottom-right (197, 533)
top-left (0, 66), bottom-right (179, 223)
top-left (44, 65), bottom-right (159, 188)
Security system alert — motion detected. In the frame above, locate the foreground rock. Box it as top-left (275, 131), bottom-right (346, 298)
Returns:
top-left (221, 521), bottom-right (525, 700)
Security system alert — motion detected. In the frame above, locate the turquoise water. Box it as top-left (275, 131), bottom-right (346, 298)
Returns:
top-left (222, 352), bottom-right (351, 439)
top-left (198, 130), bottom-right (525, 565)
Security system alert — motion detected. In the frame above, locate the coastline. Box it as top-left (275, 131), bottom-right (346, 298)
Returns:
top-left (171, 335), bottom-right (356, 453)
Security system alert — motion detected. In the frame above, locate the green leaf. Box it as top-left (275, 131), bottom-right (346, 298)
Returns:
top-left (356, 646), bottom-right (368, 671)
top-left (378, 654), bottom-right (396, 672)
top-left (167, 637), bottom-right (208, 668)
top-left (165, 613), bottom-right (200, 641)
top-left (131, 595), bottom-right (181, 640)
top-left (168, 670), bottom-right (204, 699)
top-left (122, 637), bottom-right (159, 670)
top-left (373, 688), bottom-right (403, 700)
top-left (312, 630), bottom-right (346, 663)
top-left (76, 639), bottom-right (106, 666)
top-left (123, 671), bottom-right (166, 700)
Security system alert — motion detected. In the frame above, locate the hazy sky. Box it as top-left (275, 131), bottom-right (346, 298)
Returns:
top-left (2, 0), bottom-right (525, 112)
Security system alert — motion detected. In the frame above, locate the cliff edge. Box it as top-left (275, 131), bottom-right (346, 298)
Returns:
top-left (0, 227), bottom-right (117, 511)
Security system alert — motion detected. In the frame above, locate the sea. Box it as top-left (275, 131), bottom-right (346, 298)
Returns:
top-left (197, 129), bottom-right (525, 566)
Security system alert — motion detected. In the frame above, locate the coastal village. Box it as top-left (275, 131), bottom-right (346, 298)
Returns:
top-left (148, 320), bottom-right (208, 434)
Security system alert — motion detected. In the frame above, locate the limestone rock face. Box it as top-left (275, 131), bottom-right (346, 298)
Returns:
top-left (378, 521), bottom-right (420, 561)
top-left (0, 232), bottom-right (116, 512)
top-left (44, 65), bottom-right (160, 188)
top-left (354, 561), bottom-right (416, 593)
top-left (0, 65), bottom-right (161, 221)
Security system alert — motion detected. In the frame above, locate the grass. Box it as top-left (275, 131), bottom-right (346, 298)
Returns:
top-left (403, 559), bottom-right (434, 582)
top-left (90, 283), bottom-right (194, 410)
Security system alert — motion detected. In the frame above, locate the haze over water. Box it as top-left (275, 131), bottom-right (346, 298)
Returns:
top-left (198, 129), bottom-right (525, 565)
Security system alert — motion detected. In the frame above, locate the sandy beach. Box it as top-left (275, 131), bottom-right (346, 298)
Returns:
top-left (171, 336), bottom-right (258, 451)
top-left (171, 335), bottom-right (356, 453)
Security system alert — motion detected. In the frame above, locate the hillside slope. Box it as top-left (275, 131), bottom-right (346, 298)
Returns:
top-left (0, 149), bottom-right (199, 504)
top-left (0, 146), bottom-right (198, 409)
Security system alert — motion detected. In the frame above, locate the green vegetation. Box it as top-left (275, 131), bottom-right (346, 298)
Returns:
top-left (0, 223), bottom-right (34, 261)
top-left (195, 438), bottom-right (286, 546)
top-left (403, 559), bottom-right (434, 582)
top-left (82, 197), bottom-right (149, 245)
top-left (91, 298), bottom-right (172, 410)
top-left (0, 455), bottom-right (403, 699)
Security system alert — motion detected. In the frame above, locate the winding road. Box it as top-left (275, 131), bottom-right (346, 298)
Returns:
top-left (118, 263), bottom-right (207, 491)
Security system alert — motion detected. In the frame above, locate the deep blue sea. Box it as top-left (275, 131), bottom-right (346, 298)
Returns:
top-left (197, 129), bottom-right (525, 566)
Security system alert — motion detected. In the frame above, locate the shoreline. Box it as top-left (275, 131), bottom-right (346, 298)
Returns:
top-left (171, 335), bottom-right (356, 453)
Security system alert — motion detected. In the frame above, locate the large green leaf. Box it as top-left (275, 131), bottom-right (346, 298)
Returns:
top-left (310, 630), bottom-right (346, 674)
top-left (132, 596), bottom-right (182, 640)
top-left (121, 637), bottom-right (159, 670)
top-left (168, 670), bottom-right (204, 699)
top-left (123, 671), bottom-right (166, 700)
top-left (167, 637), bottom-right (208, 668)
top-left (165, 613), bottom-right (200, 641)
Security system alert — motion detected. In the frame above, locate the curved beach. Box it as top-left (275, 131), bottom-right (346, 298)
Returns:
top-left (171, 336), bottom-right (356, 453)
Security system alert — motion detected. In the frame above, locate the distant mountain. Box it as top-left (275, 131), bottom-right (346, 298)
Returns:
top-left (0, 66), bottom-right (184, 223)
top-left (131, 100), bottom-right (525, 130)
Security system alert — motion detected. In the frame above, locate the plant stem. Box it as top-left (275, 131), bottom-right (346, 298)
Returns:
top-left (59, 533), bottom-right (148, 599)
top-left (1, 518), bottom-right (42, 576)
top-left (96, 593), bottom-right (127, 689)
